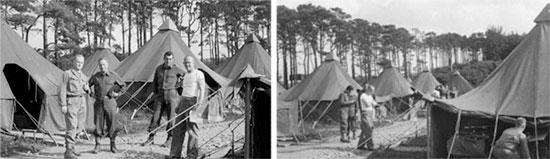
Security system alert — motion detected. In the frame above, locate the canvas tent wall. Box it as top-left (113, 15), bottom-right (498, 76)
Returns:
top-left (281, 54), bottom-right (361, 131)
top-left (82, 47), bottom-right (121, 76)
top-left (216, 34), bottom-right (271, 79)
top-left (114, 19), bottom-right (228, 122)
top-left (429, 4), bottom-right (550, 158)
top-left (1, 21), bottom-right (94, 135)
top-left (0, 73), bottom-right (15, 132)
top-left (447, 71), bottom-right (474, 95)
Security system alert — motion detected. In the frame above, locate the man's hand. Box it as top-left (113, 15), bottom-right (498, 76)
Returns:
top-left (61, 106), bottom-right (68, 114)
top-left (111, 92), bottom-right (119, 98)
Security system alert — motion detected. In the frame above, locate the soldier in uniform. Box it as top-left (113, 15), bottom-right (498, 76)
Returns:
top-left (169, 56), bottom-right (206, 159)
top-left (89, 58), bottom-right (126, 153)
top-left (339, 86), bottom-right (357, 143)
top-left (59, 54), bottom-right (89, 159)
top-left (141, 51), bottom-right (184, 147)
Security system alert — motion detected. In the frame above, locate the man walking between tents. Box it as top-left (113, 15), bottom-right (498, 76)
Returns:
top-left (339, 86), bottom-right (357, 143)
top-left (170, 55), bottom-right (206, 159)
top-left (59, 54), bottom-right (89, 159)
top-left (142, 51), bottom-right (185, 147)
top-left (357, 84), bottom-right (377, 151)
top-left (89, 58), bottom-right (126, 153)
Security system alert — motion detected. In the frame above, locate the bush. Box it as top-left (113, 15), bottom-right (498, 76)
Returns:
top-left (432, 60), bottom-right (500, 86)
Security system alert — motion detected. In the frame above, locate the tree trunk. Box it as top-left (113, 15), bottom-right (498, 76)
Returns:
top-left (42, 15), bottom-right (47, 58)
top-left (128, 1), bottom-right (132, 55)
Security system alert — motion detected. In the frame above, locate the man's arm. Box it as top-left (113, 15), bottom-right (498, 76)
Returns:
top-left (339, 93), bottom-right (354, 105)
top-left (519, 133), bottom-right (531, 159)
top-left (59, 71), bottom-right (69, 106)
top-left (112, 73), bottom-right (127, 97)
top-left (197, 72), bottom-right (206, 103)
top-left (152, 67), bottom-right (160, 94)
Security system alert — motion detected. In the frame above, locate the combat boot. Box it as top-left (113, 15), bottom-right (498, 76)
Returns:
top-left (64, 148), bottom-right (78, 159)
top-left (92, 136), bottom-right (101, 154)
top-left (110, 137), bottom-right (119, 153)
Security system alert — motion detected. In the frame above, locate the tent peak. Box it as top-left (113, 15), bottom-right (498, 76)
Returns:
top-left (322, 51), bottom-right (339, 61)
top-left (246, 34), bottom-right (260, 43)
top-left (534, 3), bottom-right (550, 22)
top-left (158, 18), bottom-right (178, 31)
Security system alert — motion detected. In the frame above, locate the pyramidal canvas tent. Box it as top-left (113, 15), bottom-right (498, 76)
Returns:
top-left (447, 71), bottom-right (474, 95)
top-left (429, 4), bottom-right (550, 158)
top-left (115, 19), bottom-right (228, 122)
top-left (412, 70), bottom-right (441, 95)
top-left (1, 21), bottom-right (94, 135)
top-left (216, 34), bottom-right (271, 79)
top-left (371, 66), bottom-right (414, 102)
top-left (82, 47), bottom-right (121, 76)
top-left (280, 53), bottom-right (361, 130)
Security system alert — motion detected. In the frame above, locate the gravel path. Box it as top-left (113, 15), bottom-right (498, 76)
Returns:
top-left (277, 118), bottom-right (426, 159)
top-left (5, 117), bottom-right (245, 159)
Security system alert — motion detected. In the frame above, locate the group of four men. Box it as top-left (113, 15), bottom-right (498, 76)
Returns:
top-left (59, 51), bottom-right (206, 159)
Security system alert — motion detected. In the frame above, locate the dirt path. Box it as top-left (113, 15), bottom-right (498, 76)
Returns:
top-left (277, 118), bottom-right (426, 159)
top-left (4, 118), bottom-right (245, 159)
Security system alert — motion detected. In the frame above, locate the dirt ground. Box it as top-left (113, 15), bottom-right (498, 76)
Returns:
top-left (277, 118), bottom-right (427, 159)
top-left (1, 110), bottom-right (245, 159)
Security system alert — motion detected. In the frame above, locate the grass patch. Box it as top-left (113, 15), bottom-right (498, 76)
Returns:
top-left (0, 134), bottom-right (55, 157)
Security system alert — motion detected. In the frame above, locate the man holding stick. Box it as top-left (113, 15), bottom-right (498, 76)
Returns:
top-left (170, 55), bottom-right (206, 159)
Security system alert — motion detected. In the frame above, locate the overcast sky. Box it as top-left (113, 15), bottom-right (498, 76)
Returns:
top-left (277, 0), bottom-right (549, 35)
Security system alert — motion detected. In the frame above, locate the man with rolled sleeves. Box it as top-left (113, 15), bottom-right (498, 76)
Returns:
top-left (141, 51), bottom-right (184, 147)
top-left (59, 54), bottom-right (90, 159)
top-left (89, 58), bottom-right (126, 153)
top-left (170, 55), bottom-right (206, 159)
top-left (357, 84), bottom-right (377, 151)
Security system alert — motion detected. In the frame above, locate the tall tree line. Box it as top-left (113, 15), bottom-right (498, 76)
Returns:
top-left (1, 0), bottom-right (270, 70)
top-left (277, 4), bottom-right (524, 88)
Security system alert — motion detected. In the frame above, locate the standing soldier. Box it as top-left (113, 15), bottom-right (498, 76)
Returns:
top-left (59, 54), bottom-right (89, 159)
top-left (170, 56), bottom-right (206, 159)
top-left (357, 84), bottom-right (377, 151)
top-left (141, 51), bottom-right (184, 147)
top-left (89, 58), bottom-right (125, 153)
top-left (339, 86), bottom-right (357, 143)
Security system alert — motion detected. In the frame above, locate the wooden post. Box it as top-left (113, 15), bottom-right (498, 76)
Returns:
top-left (427, 102), bottom-right (432, 159)
top-left (244, 79), bottom-right (251, 158)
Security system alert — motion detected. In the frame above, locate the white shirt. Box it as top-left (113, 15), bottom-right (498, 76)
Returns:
top-left (181, 69), bottom-right (205, 97)
top-left (360, 93), bottom-right (377, 118)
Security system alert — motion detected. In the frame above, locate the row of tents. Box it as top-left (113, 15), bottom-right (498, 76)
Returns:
top-left (1, 18), bottom-right (271, 146)
top-left (278, 4), bottom-right (550, 158)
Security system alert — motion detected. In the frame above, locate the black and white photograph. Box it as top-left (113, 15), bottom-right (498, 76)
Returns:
top-left (277, 0), bottom-right (549, 158)
top-left (0, 0), bottom-right (271, 158)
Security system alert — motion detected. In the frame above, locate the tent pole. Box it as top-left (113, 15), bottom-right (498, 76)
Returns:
top-left (303, 100), bottom-right (322, 120)
top-left (119, 82), bottom-right (147, 109)
top-left (244, 79), bottom-right (250, 158)
top-left (447, 110), bottom-right (462, 159)
top-left (312, 100), bottom-right (335, 128)
top-left (534, 117), bottom-right (539, 159)
top-left (14, 100), bottom-right (59, 146)
top-left (298, 100), bottom-right (320, 126)
top-left (488, 114), bottom-right (500, 159)
top-left (427, 102), bottom-right (432, 159)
